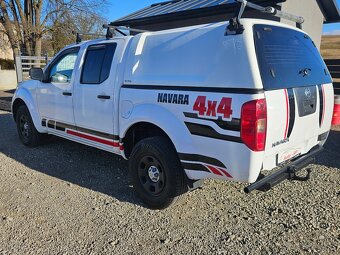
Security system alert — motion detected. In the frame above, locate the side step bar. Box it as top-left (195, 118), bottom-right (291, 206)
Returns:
top-left (244, 146), bottom-right (323, 193)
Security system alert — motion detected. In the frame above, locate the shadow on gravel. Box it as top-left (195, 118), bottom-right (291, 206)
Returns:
top-left (315, 129), bottom-right (340, 169)
top-left (0, 112), bottom-right (145, 207)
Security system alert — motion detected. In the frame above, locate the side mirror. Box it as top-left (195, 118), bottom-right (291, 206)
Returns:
top-left (29, 68), bottom-right (44, 81)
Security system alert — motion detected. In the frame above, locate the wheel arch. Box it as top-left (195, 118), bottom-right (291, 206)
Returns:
top-left (12, 89), bottom-right (45, 133)
top-left (120, 104), bottom-right (194, 159)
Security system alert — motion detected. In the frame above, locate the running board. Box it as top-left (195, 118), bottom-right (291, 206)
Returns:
top-left (244, 145), bottom-right (323, 193)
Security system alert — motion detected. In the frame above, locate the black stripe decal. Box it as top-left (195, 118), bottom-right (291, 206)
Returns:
top-left (185, 122), bottom-right (243, 143)
top-left (287, 88), bottom-right (295, 138)
top-left (181, 162), bottom-right (210, 172)
top-left (45, 119), bottom-right (119, 140)
top-left (47, 120), bottom-right (55, 129)
top-left (178, 153), bottom-right (225, 168)
top-left (184, 112), bottom-right (240, 132)
top-left (318, 85), bottom-right (324, 127)
top-left (318, 131), bottom-right (329, 141)
top-left (122, 84), bottom-right (264, 94)
top-left (76, 126), bottom-right (118, 140)
top-left (55, 122), bottom-right (74, 132)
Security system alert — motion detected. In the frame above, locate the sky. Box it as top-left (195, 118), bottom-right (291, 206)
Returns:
top-left (106, 0), bottom-right (340, 35)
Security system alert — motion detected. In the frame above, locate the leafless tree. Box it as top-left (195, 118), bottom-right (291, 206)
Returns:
top-left (0, 0), bottom-right (108, 57)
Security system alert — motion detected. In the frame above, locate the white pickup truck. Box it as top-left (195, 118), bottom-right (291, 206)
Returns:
top-left (12, 18), bottom-right (333, 209)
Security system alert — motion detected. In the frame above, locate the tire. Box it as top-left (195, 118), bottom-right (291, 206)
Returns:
top-left (129, 136), bottom-right (188, 209)
top-left (15, 105), bottom-right (45, 147)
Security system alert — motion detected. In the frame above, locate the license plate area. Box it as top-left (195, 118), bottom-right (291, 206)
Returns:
top-left (277, 148), bottom-right (302, 165)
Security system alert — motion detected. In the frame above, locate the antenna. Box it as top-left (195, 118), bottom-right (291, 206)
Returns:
top-left (227, 0), bottom-right (305, 35)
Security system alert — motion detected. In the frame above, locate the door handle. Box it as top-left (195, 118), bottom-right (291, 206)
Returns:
top-left (97, 95), bottom-right (111, 100)
top-left (62, 92), bottom-right (72, 96)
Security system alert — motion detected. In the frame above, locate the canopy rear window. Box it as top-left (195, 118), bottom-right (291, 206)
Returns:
top-left (254, 25), bottom-right (332, 90)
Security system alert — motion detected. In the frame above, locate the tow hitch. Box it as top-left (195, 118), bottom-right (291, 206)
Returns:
top-left (244, 146), bottom-right (323, 193)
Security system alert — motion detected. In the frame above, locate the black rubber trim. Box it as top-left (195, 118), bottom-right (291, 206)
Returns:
top-left (181, 162), bottom-right (210, 172)
top-left (122, 84), bottom-right (264, 94)
top-left (287, 88), bottom-right (296, 138)
top-left (178, 153), bottom-right (225, 168)
top-left (183, 112), bottom-right (240, 132)
top-left (184, 122), bottom-right (243, 143)
top-left (318, 131), bottom-right (329, 141)
top-left (318, 85), bottom-right (324, 127)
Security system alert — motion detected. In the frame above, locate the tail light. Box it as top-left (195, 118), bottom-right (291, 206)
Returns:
top-left (241, 99), bottom-right (267, 151)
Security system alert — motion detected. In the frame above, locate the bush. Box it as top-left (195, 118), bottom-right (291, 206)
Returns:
top-left (0, 58), bottom-right (15, 70)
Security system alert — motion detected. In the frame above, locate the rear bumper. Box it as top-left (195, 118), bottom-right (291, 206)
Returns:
top-left (244, 145), bottom-right (323, 193)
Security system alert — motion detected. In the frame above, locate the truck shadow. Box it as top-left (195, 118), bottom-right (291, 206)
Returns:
top-left (0, 112), bottom-right (145, 207)
top-left (317, 128), bottom-right (340, 169)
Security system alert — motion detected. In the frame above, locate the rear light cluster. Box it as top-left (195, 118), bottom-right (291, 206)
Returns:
top-left (241, 99), bottom-right (267, 151)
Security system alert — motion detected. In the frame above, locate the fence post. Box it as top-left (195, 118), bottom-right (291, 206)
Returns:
top-left (14, 52), bottom-right (23, 84)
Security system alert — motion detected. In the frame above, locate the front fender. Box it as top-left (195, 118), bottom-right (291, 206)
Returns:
top-left (120, 104), bottom-right (194, 153)
top-left (12, 84), bottom-right (45, 133)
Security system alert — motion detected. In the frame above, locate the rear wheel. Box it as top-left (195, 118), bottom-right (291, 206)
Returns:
top-left (16, 105), bottom-right (45, 147)
top-left (129, 137), bottom-right (188, 209)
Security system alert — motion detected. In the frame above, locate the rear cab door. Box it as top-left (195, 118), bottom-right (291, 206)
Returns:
top-left (252, 24), bottom-right (334, 169)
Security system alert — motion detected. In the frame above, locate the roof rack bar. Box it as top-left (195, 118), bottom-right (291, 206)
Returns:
top-left (235, 0), bottom-right (304, 25)
top-left (104, 24), bottom-right (150, 33)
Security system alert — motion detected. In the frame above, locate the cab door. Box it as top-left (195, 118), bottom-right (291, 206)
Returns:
top-left (73, 41), bottom-right (120, 151)
top-left (37, 47), bottom-right (80, 130)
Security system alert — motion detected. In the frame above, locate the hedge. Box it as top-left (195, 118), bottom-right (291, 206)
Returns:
top-left (0, 58), bottom-right (15, 70)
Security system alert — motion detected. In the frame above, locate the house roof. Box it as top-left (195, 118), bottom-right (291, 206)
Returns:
top-left (111, 0), bottom-right (340, 27)
top-left (318, 0), bottom-right (340, 23)
top-left (111, 0), bottom-right (285, 27)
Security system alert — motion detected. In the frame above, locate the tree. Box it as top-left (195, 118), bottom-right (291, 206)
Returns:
top-left (0, 0), bottom-right (108, 57)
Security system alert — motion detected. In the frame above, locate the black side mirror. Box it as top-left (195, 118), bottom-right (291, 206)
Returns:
top-left (29, 68), bottom-right (44, 81)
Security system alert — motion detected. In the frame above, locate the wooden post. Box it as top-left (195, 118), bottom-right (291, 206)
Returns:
top-left (14, 52), bottom-right (23, 83)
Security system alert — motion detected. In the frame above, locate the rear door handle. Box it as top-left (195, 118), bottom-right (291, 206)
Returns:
top-left (97, 95), bottom-right (111, 100)
top-left (62, 92), bottom-right (72, 96)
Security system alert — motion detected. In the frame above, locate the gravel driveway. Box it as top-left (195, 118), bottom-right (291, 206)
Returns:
top-left (0, 110), bottom-right (339, 255)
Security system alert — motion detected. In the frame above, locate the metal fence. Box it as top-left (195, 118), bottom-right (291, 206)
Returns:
top-left (15, 55), bottom-right (53, 82)
top-left (325, 59), bottom-right (340, 95)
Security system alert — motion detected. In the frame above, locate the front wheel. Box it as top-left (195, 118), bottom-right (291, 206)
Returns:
top-left (15, 105), bottom-right (45, 147)
top-left (129, 137), bottom-right (188, 209)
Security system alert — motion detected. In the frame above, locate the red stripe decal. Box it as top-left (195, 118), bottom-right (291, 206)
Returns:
top-left (217, 167), bottom-right (233, 178)
top-left (284, 89), bottom-right (289, 139)
top-left (119, 144), bottom-right (124, 151)
top-left (205, 165), bottom-right (223, 176)
top-left (67, 130), bottom-right (119, 147)
top-left (321, 85), bottom-right (325, 125)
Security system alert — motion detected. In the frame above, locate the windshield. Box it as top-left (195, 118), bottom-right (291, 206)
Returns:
top-left (253, 24), bottom-right (332, 90)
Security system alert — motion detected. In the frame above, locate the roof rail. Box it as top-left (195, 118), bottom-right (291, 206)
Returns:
top-left (103, 24), bottom-right (150, 36)
top-left (227, 0), bottom-right (305, 35)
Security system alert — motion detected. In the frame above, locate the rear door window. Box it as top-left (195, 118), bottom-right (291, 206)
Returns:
top-left (254, 25), bottom-right (332, 90)
top-left (81, 43), bottom-right (117, 84)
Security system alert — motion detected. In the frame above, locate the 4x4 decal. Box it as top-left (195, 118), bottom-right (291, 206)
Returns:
top-left (193, 96), bottom-right (233, 120)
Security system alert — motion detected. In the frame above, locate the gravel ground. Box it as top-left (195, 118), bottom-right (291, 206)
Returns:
top-left (0, 110), bottom-right (339, 255)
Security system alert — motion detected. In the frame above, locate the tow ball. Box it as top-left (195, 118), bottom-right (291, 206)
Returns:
top-left (287, 166), bottom-right (312, 182)
top-left (244, 146), bottom-right (322, 194)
